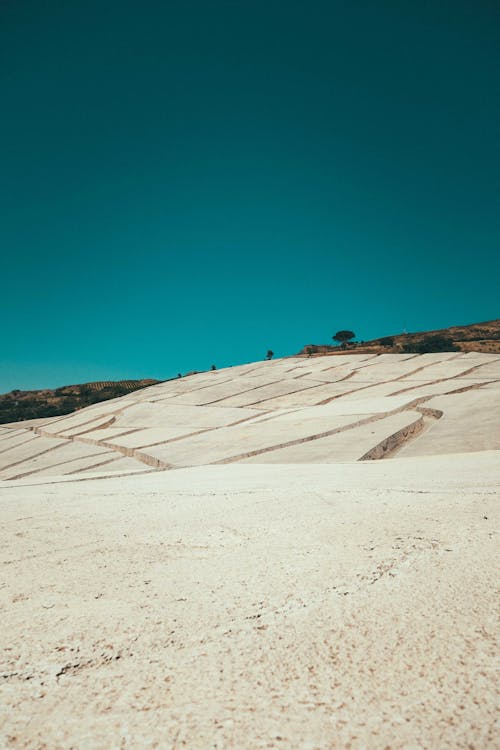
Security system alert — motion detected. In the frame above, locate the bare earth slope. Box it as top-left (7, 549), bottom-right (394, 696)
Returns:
top-left (1, 354), bottom-right (499, 749)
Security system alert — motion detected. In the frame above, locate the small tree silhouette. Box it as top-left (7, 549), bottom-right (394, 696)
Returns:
top-left (332, 330), bottom-right (355, 349)
top-left (211, 364), bottom-right (217, 371)
top-left (266, 350), bottom-right (274, 360)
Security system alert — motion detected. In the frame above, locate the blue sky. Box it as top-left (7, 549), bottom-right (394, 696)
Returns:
top-left (1, 0), bottom-right (499, 391)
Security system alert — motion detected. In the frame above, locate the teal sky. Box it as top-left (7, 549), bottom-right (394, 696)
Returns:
top-left (1, 1), bottom-right (499, 392)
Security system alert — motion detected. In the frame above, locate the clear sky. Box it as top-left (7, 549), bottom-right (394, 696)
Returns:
top-left (1, 0), bottom-right (499, 392)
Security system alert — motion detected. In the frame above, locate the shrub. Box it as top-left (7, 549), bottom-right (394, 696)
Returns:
top-left (380, 336), bottom-right (395, 347)
top-left (403, 335), bottom-right (459, 353)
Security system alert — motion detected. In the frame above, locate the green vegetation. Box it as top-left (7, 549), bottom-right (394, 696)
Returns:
top-left (0, 380), bottom-right (159, 425)
top-left (380, 336), bottom-right (395, 347)
top-left (332, 330), bottom-right (356, 349)
top-left (306, 345), bottom-right (319, 357)
top-left (403, 335), bottom-right (460, 354)
top-left (266, 350), bottom-right (274, 360)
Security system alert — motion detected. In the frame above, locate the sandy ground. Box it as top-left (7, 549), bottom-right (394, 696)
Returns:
top-left (1, 452), bottom-right (498, 749)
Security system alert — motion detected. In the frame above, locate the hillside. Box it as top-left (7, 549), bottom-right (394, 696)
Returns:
top-left (1, 351), bottom-right (498, 749)
top-left (300, 318), bottom-right (500, 356)
top-left (0, 350), bottom-right (498, 478)
top-left (3, 320), bottom-right (497, 427)
top-left (0, 378), bottom-right (160, 425)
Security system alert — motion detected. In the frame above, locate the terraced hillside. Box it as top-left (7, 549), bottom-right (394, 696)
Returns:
top-left (1, 351), bottom-right (498, 480)
top-left (1, 351), bottom-right (499, 750)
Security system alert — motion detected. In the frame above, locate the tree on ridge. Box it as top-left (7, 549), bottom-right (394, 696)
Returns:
top-left (332, 330), bottom-right (355, 349)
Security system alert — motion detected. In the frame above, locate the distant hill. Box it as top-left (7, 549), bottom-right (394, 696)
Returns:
top-left (299, 319), bottom-right (500, 356)
top-left (0, 379), bottom-right (160, 425)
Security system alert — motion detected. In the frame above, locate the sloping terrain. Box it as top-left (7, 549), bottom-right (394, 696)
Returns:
top-left (300, 318), bottom-right (500, 355)
top-left (1, 353), bottom-right (499, 749)
top-left (0, 379), bottom-right (160, 425)
top-left (0, 352), bottom-right (498, 480)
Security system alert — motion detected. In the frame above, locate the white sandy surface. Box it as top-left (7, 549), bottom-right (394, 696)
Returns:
top-left (1, 453), bottom-right (498, 749)
top-left (1, 353), bottom-right (499, 749)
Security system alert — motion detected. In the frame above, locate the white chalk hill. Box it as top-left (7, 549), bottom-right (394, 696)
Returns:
top-left (2, 352), bottom-right (499, 749)
top-left (1, 351), bottom-right (499, 480)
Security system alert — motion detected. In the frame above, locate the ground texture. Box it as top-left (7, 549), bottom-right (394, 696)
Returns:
top-left (1, 353), bottom-right (499, 748)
